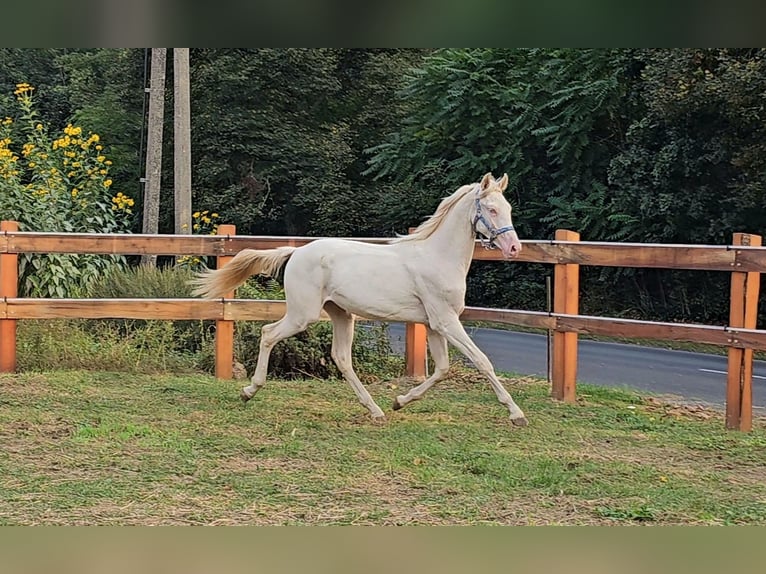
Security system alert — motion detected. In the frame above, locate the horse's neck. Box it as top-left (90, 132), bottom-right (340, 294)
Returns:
top-left (420, 192), bottom-right (476, 275)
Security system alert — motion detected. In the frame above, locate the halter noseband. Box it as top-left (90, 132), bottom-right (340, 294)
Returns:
top-left (472, 188), bottom-right (515, 249)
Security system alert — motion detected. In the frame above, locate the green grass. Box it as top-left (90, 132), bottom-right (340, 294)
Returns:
top-left (1, 369), bottom-right (766, 525)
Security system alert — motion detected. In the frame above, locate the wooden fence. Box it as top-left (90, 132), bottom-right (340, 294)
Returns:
top-left (1, 220), bottom-right (765, 430)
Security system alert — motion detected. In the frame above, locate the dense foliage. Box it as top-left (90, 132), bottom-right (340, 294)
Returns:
top-left (1, 48), bottom-right (764, 325)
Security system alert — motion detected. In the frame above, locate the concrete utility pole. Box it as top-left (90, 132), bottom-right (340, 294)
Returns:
top-left (141, 47), bottom-right (166, 266)
top-left (173, 48), bottom-right (192, 236)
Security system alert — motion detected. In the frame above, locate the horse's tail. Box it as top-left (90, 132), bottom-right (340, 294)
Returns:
top-left (190, 246), bottom-right (297, 299)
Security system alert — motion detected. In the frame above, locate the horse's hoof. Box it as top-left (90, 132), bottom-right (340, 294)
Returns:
top-left (240, 389), bottom-right (252, 403)
top-left (511, 416), bottom-right (529, 427)
top-left (371, 415), bottom-right (387, 425)
top-left (392, 398), bottom-right (403, 411)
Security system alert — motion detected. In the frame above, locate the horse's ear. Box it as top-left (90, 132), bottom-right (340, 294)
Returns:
top-left (498, 173), bottom-right (509, 191)
top-left (480, 172), bottom-right (493, 191)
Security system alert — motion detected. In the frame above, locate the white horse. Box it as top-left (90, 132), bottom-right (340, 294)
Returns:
top-left (192, 173), bottom-right (528, 426)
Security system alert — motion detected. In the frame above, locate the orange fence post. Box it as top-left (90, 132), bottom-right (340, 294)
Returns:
top-left (215, 224), bottom-right (236, 380)
top-left (405, 227), bottom-right (427, 378)
top-left (551, 229), bottom-right (580, 402)
top-left (0, 221), bottom-right (19, 373)
top-left (726, 233), bottom-right (762, 431)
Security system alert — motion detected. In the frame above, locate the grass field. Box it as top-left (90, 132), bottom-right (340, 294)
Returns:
top-left (2, 368), bottom-right (766, 525)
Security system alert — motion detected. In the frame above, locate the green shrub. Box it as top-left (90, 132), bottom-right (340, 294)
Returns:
top-left (218, 320), bottom-right (402, 382)
top-left (87, 264), bottom-right (212, 354)
top-left (17, 319), bottom-right (198, 373)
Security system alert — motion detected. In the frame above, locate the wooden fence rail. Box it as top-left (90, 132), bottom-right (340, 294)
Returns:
top-left (1, 221), bottom-right (765, 430)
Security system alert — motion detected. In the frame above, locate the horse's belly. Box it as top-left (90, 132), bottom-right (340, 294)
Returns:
top-left (334, 294), bottom-right (428, 323)
top-left (324, 261), bottom-right (426, 322)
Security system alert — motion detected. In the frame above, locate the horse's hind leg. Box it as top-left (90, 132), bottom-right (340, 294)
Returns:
top-left (240, 314), bottom-right (312, 402)
top-left (393, 328), bottom-right (450, 410)
top-left (324, 302), bottom-right (385, 420)
top-left (241, 281), bottom-right (322, 401)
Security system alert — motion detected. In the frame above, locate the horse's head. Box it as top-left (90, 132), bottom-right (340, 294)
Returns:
top-left (472, 172), bottom-right (522, 259)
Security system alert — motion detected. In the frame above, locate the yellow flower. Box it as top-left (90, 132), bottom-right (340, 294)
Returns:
top-left (63, 124), bottom-right (82, 137)
top-left (105, 160), bottom-right (113, 166)
top-left (104, 179), bottom-right (112, 188)
top-left (14, 83), bottom-right (34, 96)
top-left (21, 143), bottom-right (34, 156)
top-left (35, 123), bottom-right (43, 131)
top-left (2, 117), bottom-right (12, 126)
top-left (95, 145), bottom-right (103, 151)
top-left (192, 211), bottom-right (200, 218)
top-left (211, 213), bottom-right (219, 218)
top-left (99, 169), bottom-right (107, 175)
top-left (28, 161), bottom-right (36, 168)
top-left (71, 188), bottom-right (79, 197)
top-left (90, 134), bottom-right (100, 143)
top-left (96, 155), bottom-right (105, 163)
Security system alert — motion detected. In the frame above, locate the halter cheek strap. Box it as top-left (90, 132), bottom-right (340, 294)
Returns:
top-left (473, 190), bottom-right (515, 249)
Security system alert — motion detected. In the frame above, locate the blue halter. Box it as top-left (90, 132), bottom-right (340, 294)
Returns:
top-left (473, 189), bottom-right (515, 249)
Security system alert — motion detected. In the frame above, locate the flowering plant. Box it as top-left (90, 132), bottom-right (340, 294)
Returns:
top-left (0, 83), bottom-right (133, 297)
top-left (176, 210), bottom-right (220, 269)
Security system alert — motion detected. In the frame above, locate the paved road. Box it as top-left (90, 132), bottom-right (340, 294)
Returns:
top-left (385, 324), bottom-right (766, 410)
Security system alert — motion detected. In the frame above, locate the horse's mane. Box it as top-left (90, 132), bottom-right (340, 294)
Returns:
top-left (390, 184), bottom-right (477, 244)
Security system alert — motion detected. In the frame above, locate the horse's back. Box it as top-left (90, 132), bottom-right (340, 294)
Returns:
top-left (284, 238), bottom-right (426, 322)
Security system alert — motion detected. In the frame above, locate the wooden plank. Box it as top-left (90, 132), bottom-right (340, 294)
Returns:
top-left (728, 233), bottom-right (748, 430)
top-left (5, 230), bottom-right (766, 272)
top-left (224, 300), bottom-right (287, 322)
top-left (554, 313), bottom-right (735, 345)
top-left (215, 225), bottom-right (236, 380)
top-left (735, 246), bottom-right (766, 271)
top-left (7, 296), bottom-right (766, 349)
top-left (223, 300), bottom-right (331, 322)
top-left (726, 328), bottom-right (766, 351)
top-left (562, 232), bottom-right (580, 403)
top-left (0, 221), bottom-right (19, 372)
top-left (551, 231), bottom-right (569, 401)
top-left (460, 307), bottom-right (555, 329)
top-left (6, 298), bottom-right (224, 320)
top-left (405, 322), bottom-right (428, 378)
top-left (739, 234), bottom-right (761, 432)
top-left (6, 233), bottom-right (229, 256)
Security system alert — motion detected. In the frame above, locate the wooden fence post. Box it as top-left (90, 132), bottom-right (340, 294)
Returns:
top-left (0, 221), bottom-right (19, 373)
top-left (726, 233), bottom-right (762, 431)
top-left (405, 227), bottom-right (427, 378)
top-left (552, 229), bottom-right (580, 402)
top-left (215, 224), bottom-right (236, 380)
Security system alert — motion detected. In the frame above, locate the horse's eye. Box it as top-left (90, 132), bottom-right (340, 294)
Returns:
top-left (489, 208), bottom-right (498, 217)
